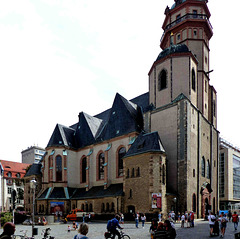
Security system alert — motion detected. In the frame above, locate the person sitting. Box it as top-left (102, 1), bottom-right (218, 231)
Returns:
top-left (74, 223), bottom-right (89, 239)
top-left (0, 222), bottom-right (16, 239)
top-left (42, 216), bottom-right (47, 225)
top-left (107, 214), bottom-right (123, 239)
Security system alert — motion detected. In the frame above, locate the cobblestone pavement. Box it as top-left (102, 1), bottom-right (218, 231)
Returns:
top-left (1, 220), bottom-right (239, 239)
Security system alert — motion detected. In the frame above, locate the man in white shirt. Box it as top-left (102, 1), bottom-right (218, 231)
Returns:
top-left (208, 212), bottom-right (216, 237)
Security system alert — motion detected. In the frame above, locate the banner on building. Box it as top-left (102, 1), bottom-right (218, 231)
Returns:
top-left (50, 201), bottom-right (64, 216)
top-left (152, 193), bottom-right (162, 209)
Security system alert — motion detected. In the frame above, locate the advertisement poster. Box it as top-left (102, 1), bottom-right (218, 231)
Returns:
top-left (50, 202), bottom-right (64, 219)
top-left (152, 193), bottom-right (162, 209)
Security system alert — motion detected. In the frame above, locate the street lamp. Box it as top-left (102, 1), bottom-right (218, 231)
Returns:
top-left (173, 197), bottom-right (177, 213)
top-left (30, 178), bottom-right (37, 238)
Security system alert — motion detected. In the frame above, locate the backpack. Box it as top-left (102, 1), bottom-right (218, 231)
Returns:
top-left (107, 219), bottom-right (113, 231)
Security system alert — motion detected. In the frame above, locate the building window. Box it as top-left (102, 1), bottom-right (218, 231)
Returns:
top-left (129, 189), bottom-right (133, 199)
top-left (89, 203), bottom-right (93, 212)
top-left (162, 164), bottom-right (165, 184)
top-left (101, 203), bottom-right (105, 213)
top-left (98, 152), bottom-right (105, 180)
top-left (56, 155), bottom-right (62, 181)
top-left (176, 14), bottom-right (181, 23)
top-left (158, 69), bottom-right (167, 91)
top-left (193, 10), bottom-right (197, 18)
top-left (213, 100), bottom-right (216, 117)
top-left (193, 169), bottom-right (195, 177)
top-left (219, 153), bottom-right (225, 197)
top-left (233, 154), bottom-right (240, 198)
top-left (106, 203), bottom-right (110, 212)
top-left (7, 172), bottom-right (12, 178)
top-left (205, 80), bottom-right (208, 93)
top-left (131, 168), bottom-right (135, 178)
top-left (201, 157), bottom-right (205, 177)
top-left (206, 160), bottom-right (210, 179)
top-left (8, 187), bottom-right (12, 194)
top-left (118, 147), bottom-right (126, 177)
top-left (192, 68), bottom-right (196, 91)
top-left (111, 202), bottom-right (115, 212)
top-left (192, 194), bottom-right (196, 212)
top-left (81, 157), bottom-right (87, 183)
top-left (177, 34), bottom-right (181, 41)
top-left (126, 169), bottom-right (130, 178)
top-left (16, 173), bottom-right (20, 178)
top-left (136, 167), bottom-right (140, 177)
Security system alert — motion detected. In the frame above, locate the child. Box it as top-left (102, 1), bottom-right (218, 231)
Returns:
top-left (67, 225), bottom-right (71, 232)
top-left (74, 223), bottom-right (89, 239)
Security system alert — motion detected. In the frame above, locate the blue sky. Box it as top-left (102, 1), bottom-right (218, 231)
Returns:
top-left (0, 0), bottom-right (238, 162)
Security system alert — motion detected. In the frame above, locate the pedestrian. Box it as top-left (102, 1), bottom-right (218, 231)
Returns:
top-left (158, 212), bottom-right (162, 222)
top-left (227, 210), bottom-right (232, 222)
top-left (218, 212), bottom-right (228, 237)
top-left (187, 213), bottom-right (191, 228)
top-left (190, 211), bottom-right (194, 227)
top-left (67, 225), bottom-right (71, 232)
top-left (120, 213), bottom-right (124, 224)
top-left (106, 214), bottom-right (123, 239)
top-left (178, 212), bottom-right (181, 223)
top-left (181, 214), bottom-right (185, 228)
top-left (0, 222), bottom-right (15, 239)
top-left (163, 220), bottom-right (176, 239)
top-left (171, 211), bottom-right (175, 222)
top-left (141, 213), bottom-right (146, 228)
top-left (232, 211), bottom-right (239, 231)
top-left (88, 213), bottom-right (91, 223)
top-left (135, 212), bottom-right (139, 228)
top-left (73, 221), bottom-right (77, 230)
top-left (74, 223), bottom-right (89, 239)
top-left (83, 213), bottom-right (85, 223)
top-left (208, 211), bottom-right (216, 237)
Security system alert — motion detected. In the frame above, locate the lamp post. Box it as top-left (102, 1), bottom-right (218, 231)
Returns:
top-left (30, 178), bottom-right (36, 238)
top-left (173, 197), bottom-right (177, 213)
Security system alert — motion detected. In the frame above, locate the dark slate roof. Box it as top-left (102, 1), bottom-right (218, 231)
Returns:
top-left (47, 124), bottom-right (75, 148)
top-left (96, 93), bottom-right (143, 141)
top-left (49, 187), bottom-right (66, 199)
top-left (155, 44), bottom-right (189, 62)
top-left (130, 92), bottom-right (152, 113)
top-left (24, 163), bottom-right (42, 177)
top-left (74, 112), bottom-right (103, 148)
top-left (124, 131), bottom-right (165, 158)
top-left (47, 92), bottom-right (148, 149)
top-left (37, 184), bottom-right (123, 200)
top-left (71, 183), bottom-right (123, 200)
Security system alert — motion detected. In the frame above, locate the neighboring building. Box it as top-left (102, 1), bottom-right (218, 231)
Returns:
top-left (219, 138), bottom-right (240, 211)
top-left (21, 146), bottom-right (46, 164)
top-left (24, 163), bottom-right (42, 213)
top-left (36, 0), bottom-right (219, 219)
top-left (0, 160), bottom-right (30, 211)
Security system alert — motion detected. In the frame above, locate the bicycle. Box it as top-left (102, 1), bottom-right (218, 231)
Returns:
top-left (41, 227), bottom-right (55, 239)
top-left (13, 230), bottom-right (34, 239)
top-left (104, 229), bottom-right (131, 239)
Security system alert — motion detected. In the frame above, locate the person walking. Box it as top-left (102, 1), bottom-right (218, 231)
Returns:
top-left (218, 212), bottom-right (228, 238)
top-left (181, 213), bottom-right (185, 228)
top-left (208, 211), bottom-right (216, 237)
top-left (135, 212), bottom-right (140, 228)
top-left (190, 211), bottom-right (194, 227)
top-left (141, 213), bottom-right (146, 228)
top-left (232, 211), bottom-right (239, 231)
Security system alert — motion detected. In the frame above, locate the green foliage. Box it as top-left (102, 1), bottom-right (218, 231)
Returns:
top-left (1, 212), bottom-right (13, 226)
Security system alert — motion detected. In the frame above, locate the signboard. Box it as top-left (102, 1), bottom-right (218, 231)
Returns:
top-left (50, 202), bottom-right (64, 216)
top-left (152, 193), bottom-right (162, 209)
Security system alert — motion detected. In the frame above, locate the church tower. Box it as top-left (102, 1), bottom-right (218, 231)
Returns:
top-left (149, 0), bottom-right (218, 218)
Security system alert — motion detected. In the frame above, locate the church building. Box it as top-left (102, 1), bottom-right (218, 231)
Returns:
top-left (35, 0), bottom-right (218, 219)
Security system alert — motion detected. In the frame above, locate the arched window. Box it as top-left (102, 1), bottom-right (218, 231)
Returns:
top-left (106, 203), bottom-right (110, 212)
top-left (118, 147), bottom-right (126, 177)
top-left (101, 203), bottom-right (105, 213)
top-left (162, 164), bottom-right (165, 184)
top-left (81, 157), bottom-right (87, 183)
top-left (158, 69), bottom-right (167, 91)
top-left (111, 202), bottom-right (115, 212)
top-left (7, 172), bottom-right (12, 177)
top-left (98, 152), bottom-right (105, 180)
top-left (192, 193), bottom-right (196, 212)
top-left (201, 157), bottom-right (205, 177)
top-left (192, 68), bottom-right (196, 91)
top-left (89, 203), bottom-right (93, 212)
top-left (136, 167), bottom-right (140, 177)
top-left (86, 204), bottom-right (89, 212)
top-left (81, 204), bottom-right (84, 211)
top-left (56, 155), bottom-right (62, 181)
top-left (213, 197), bottom-right (216, 214)
top-left (206, 160), bottom-right (210, 179)
top-left (129, 189), bottom-right (132, 198)
top-left (131, 168), bottom-right (135, 178)
top-left (126, 169), bottom-right (130, 178)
